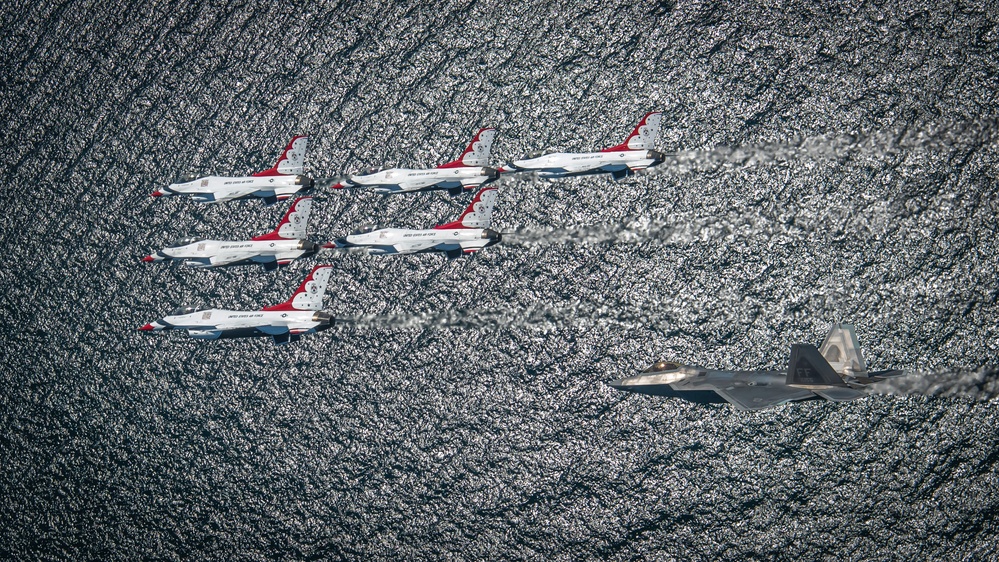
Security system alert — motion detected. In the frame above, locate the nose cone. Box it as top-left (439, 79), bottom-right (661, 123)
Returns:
top-left (330, 182), bottom-right (345, 189)
top-left (142, 255), bottom-right (155, 262)
top-left (607, 377), bottom-right (627, 390)
top-left (138, 323), bottom-right (155, 331)
top-left (151, 190), bottom-right (164, 197)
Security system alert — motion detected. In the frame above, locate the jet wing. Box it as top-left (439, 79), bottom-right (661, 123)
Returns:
top-left (395, 240), bottom-right (444, 253)
top-left (208, 186), bottom-right (261, 203)
top-left (710, 383), bottom-right (817, 411)
top-left (256, 325), bottom-right (290, 335)
top-left (208, 252), bottom-right (262, 267)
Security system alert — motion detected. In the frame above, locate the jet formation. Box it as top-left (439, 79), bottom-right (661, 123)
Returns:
top-left (609, 324), bottom-right (903, 410)
top-left (140, 112), bottom-right (906, 412)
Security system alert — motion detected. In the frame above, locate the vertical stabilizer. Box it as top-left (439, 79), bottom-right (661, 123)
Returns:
top-left (262, 265), bottom-right (332, 311)
top-left (253, 197), bottom-right (312, 241)
top-left (819, 323), bottom-right (868, 376)
top-left (602, 112), bottom-right (663, 152)
top-left (253, 135), bottom-right (308, 176)
top-left (433, 187), bottom-right (498, 229)
top-left (437, 128), bottom-right (496, 168)
top-left (786, 344), bottom-right (849, 389)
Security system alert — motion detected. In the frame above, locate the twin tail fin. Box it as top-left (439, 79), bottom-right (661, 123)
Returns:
top-left (253, 135), bottom-right (308, 177)
top-left (252, 197), bottom-right (312, 241)
top-left (437, 128), bottom-right (496, 168)
top-left (262, 265), bottom-right (332, 311)
top-left (602, 112), bottom-right (663, 152)
top-left (433, 187), bottom-right (498, 229)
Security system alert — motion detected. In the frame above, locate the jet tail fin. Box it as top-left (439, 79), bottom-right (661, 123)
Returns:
top-left (601, 112), bottom-right (663, 152)
top-left (786, 344), bottom-right (849, 389)
top-left (433, 187), bottom-right (498, 229)
top-left (252, 197), bottom-right (312, 241)
top-left (437, 128), bottom-right (496, 168)
top-left (818, 323), bottom-right (868, 377)
top-left (262, 265), bottom-right (332, 311)
top-left (253, 135), bottom-right (308, 177)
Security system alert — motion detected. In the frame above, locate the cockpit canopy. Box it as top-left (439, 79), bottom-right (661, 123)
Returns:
top-left (175, 172), bottom-right (200, 183)
top-left (526, 149), bottom-right (557, 159)
top-left (350, 224), bottom-right (378, 236)
top-left (644, 361), bottom-right (683, 373)
top-left (170, 305), bottom-right (206, 316)
top-left (169, 236), bottom-right (203, 247)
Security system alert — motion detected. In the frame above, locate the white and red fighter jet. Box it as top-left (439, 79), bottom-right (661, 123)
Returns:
top-left (328, 187), bottom-right (501, 259)
top-left (332, 128), bottom-right (500, 195)
top-left (152, 136), bottom-right (314, 204)
top-left (143, 197), bottom-right (320, 271)
top-left (139, 265), bottom-right (334, 345)
top-left (502, 112), bottom-right (665, 180)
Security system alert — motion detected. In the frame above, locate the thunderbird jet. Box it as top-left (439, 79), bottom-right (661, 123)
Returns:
top-left (332, 128), bottom-right (500, 195)
top-left (139, 265), bottom-right (334, 345)
top-left (152, 136), bottom-right (314, 204)
top-left (328, 187), bottom-right (501, 258)
top-left (143, 197), bottom-right (319, 270)
top-left (610, 324), bottom-right (904, 411)
top-left (501, 112), bottom-right (665, 180)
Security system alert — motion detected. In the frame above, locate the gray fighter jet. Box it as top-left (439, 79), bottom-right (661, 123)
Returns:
top-left (610, 324), bottom-right (903, 410)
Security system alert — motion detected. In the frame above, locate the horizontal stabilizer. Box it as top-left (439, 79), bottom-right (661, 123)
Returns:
top-left (813, 387), bottom-right (868, 402)
top-left (786, 344), bottom-right (848, 389)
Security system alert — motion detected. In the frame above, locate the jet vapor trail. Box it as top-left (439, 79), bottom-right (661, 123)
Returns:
top-left (871, 368), bottom-right (999, 402)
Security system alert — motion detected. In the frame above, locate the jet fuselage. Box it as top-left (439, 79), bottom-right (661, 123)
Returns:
top-left (335, 227), bottom-right (501, 257)
top-left (157, 174), bottom-right (314, 204)
top-left (506, 150), bottom-right (665, 179)
top-left (140, 307), bottom-right (332, 340)
top-left (339, 166), bottom-right (499, 194)
top-left (611, 365), bottom-right (814, 407)
top-left (145, 238), bottom-right (318, 269)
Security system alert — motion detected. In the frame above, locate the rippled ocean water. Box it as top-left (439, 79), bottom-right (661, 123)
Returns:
top-left (2, 0), bottom-right (998, 559)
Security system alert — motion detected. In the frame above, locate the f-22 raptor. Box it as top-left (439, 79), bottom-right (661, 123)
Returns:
top-left (139, 265), bottom-right (334, 345)
top-left (328, 187), bottom-right (501, 259)
top-left (332, 128), bottom-right (500, 195)
top-left (610, 324), bottom-right (903, 411)
top-left (502, 112), bottom-right (665, 180)
top-left (152, 136), bottom-right (314, 204)
top-left (143, 197), bottom-right (319, 270)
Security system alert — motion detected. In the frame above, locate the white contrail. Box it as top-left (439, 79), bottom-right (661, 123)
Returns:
top-left (871, 368), bottom-right (999, 401)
